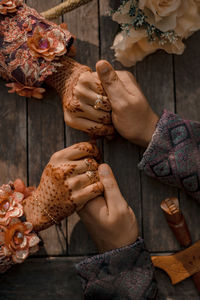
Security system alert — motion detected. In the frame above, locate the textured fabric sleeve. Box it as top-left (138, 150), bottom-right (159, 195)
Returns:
top-left (138, 110), bottom-right (200, 202)
top-left (76, 238), bottom-right (157, 300)
top-left (0, 0), bottom-right (74, 99)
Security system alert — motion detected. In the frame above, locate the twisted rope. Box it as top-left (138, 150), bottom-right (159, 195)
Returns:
top-left (41, 0), bottom-right (93, 20)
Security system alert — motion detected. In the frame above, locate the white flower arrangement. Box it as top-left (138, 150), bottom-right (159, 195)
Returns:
top-left (112, 0), bottom-right (200, 66)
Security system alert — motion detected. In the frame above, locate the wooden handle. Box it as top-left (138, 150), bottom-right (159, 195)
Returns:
top-left (161, 197), bottom-right (200, 294)
top-left (161, 198), bottom-right (192, 247)
top-left (152, 240), bottom-right (200, 285)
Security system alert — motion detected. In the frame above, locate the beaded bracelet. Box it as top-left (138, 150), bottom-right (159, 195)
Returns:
top-left (0, 182), bottom-right (40, 273)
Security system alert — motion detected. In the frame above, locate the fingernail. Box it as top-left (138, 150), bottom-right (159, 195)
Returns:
top-left (98, 63), bottom-right (109, 75)
top-left (99, 164), bottom-right (110, 177)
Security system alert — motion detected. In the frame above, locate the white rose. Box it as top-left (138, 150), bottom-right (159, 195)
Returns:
top-left (112, 29), bottom-right (159, 66)
top-left (112, 0), bottom-right (200, 66)
top-left (139, 0), bottom-right (200, 37)
top-left (139, 0), bottom-right (182, 23)
top-left (112, 27), bottom-right (185, 67)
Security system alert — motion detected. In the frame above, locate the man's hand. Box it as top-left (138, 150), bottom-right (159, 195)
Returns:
top-left (78, 164), bottom-right (139, 253)
top-left (96, 60), bottom-right (159, 147)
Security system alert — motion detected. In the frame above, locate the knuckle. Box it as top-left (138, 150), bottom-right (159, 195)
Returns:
top-left (109, 215), bottom-right (118, 225)
top-left (50, 151), bottom-right (61, 161)
top-left (66, 177), bottom-right (77, 190)
top-left (118, 205), bottom-right (129, 216)
top-left (78, 71), bottom-right (92, 85)
top-left (64, 114), bottom-right (73, 125)
top-left (104, 72), bottom-right (118, 85)
top-left (126, 71), bottom-right (134, 78)
top-left (103, 179), bottom-right (115, 191)
top-left (73, 85), bottom-right (82, 97)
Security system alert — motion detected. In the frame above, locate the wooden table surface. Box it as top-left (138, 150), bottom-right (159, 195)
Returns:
top-left (0, 0), bottom-right (200, 299)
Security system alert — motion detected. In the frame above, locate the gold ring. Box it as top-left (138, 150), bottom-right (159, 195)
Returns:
top-left (86, 171), bottom-right (95, 183)
top-left (94, 94), bottom-right (103, 110)
top-left (85, 158), bottom-right (93, 170)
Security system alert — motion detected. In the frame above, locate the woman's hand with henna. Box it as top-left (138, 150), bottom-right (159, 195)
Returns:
top-left (47, 58), bottom-right (114, 138)
top-left (64, 69), bottom-right (115, 138)
top-left (23, 142), bottom-right (104, 231)
top-left (78, 164), bottom-right (139, 253)
top-left (95, 60), bottom-right (159, 147)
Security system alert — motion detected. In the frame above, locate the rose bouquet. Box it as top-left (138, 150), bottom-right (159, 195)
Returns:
top-left (112, 0), bottom-right (200, 66)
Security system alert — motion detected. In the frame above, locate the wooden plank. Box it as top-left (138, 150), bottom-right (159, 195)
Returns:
top-left (26, 0), bottom-right (67, 256)
top-left (0, 257), bottom-right (83, 300)
top-left (0, 80), bottom-right (27, 185)
top-left (175, 31), bottom-right (200, 243)
top-left (1, 256), bottom-right (199, 300)
top-left (100, 0), bottom-right (142, 236)
top-left (64, 0), bottom-right (100, 255)
top-left (136, 51), bottom-right (179, 252)
top-left (155, 269), bottom-right (199, 299)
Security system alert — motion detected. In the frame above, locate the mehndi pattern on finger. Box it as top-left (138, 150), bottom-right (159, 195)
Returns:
top-left (72, 142), bottom-right (100, 157)
top-left (86, 125), bottom-right (115, 137)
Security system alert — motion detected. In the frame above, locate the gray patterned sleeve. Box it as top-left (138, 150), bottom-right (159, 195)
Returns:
top-left (76, 238), bottom-right (157, 300)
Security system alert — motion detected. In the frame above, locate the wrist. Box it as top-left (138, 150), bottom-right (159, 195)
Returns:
top-left (45, 57), bottom-right (91, 99)
top-left (23, 190), bottom-right (51, 232)
top-left (130, 110), bottom-right (159, 148)
top-left (142, 111), bottom-right (159, 148)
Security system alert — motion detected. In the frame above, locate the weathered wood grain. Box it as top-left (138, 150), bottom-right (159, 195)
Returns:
top-left (99, 0), bottom-right (143, 234)
top-left (0, 80), bottom-right (27, 185)
top-left (136, 51), bottom-right (179, 252)
top-left (0, 0), bottom-right (199, 298)
top-left (26, 0), bottom-right (67, 256)
top-left (0, 257), bottom-right (84, 300)
top-left (155, 269), bottom-right (199, 300)
top-left (174, 31), bottom-right (200, 244)
top-left (64, 0), bottom-right (100, 255)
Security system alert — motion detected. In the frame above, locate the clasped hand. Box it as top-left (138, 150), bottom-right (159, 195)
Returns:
top-left (64, 60), bottom-right (159, 147)
top-left (23, 142), bottom-right (138, 253)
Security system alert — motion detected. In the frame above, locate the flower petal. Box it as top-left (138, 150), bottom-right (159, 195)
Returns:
top-left (0, 232), bottom-right (5, 244)
top-left (13, 192), bottom-right (24, 202)
top-left (29, 245), bottom-right (39, 254)
top-left (24, 222), bottom-right (33, 234)
top-left (28, 235), bottom-right (40, 248)
top-left (19, 236), bottom-right (28, 249)
top-left (15, 248), bottom-right (29, 261)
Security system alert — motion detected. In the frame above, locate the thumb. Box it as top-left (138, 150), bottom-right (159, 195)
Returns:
top-left (98, 164), bottom-right (124, 210)
top-left (96, 60), bottom-right (127, 105)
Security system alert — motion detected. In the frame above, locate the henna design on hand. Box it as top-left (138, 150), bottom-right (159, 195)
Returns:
top-left (23, 142), bottom-right (103, 231)
top-left (98, 113), bottom-right (112, 125)
top-left (86, 125), bottom-right (115, 137)
top-left (72, 142), bottom-right (100, 158)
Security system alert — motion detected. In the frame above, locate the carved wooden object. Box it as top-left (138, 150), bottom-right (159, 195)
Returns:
top-left (152, 240), bottom-right (200, 285)
top-left (160, 197), bottom-right (200, 292)
top-left (160, 197), bottom-right (192, 247)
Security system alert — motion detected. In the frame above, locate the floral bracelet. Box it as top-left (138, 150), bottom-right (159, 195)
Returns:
top-left (0, 182), bottom-right (40, 273)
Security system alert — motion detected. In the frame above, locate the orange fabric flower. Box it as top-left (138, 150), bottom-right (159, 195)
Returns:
top-left (0, 0), bottom-right (23, 15)
top-left (6, 82), bottom-right (46, 99)
top-left (0, 218), bottom-right (40, 265)
top-left (0, 181), bottom-right (39, 272)
top-left (0, 184), bottom-right (24, 226)
top-left (27, 26), bottom-right (68, 62)
top-left (13, 179), bottom-right (35, 198)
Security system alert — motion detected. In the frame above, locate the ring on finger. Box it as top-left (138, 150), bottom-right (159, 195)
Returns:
top-left (86, 171), bottom-right (96, 183)
top-left (85, 158), bottom-right (96, 171)
top-left (94, 94), bottom-right (104, 110)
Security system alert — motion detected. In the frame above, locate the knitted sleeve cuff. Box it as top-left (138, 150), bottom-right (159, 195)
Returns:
top-left (76, 238), bottom-right (157, 300)
top-left (138, 110), bottom-right (200, 201)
